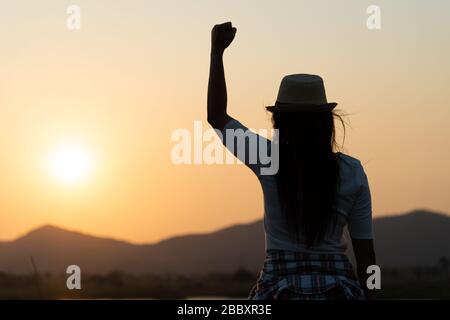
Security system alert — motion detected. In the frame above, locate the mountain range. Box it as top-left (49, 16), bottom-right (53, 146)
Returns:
top-left (0, 210), bottom-right (449, 275)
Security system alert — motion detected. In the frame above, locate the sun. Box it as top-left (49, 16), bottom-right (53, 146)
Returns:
top-left (48, 145), bottom-right (94, 184)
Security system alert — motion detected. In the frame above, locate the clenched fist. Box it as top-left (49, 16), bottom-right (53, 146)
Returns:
top-left (211, 22), bottom-right (237, 55)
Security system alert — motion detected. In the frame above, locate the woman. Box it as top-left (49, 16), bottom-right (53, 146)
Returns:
top-left (207, 22), bottom-right (376, 300)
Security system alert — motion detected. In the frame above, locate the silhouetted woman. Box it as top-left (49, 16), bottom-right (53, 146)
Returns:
top-left (207, 22), bottom-right (376, 300)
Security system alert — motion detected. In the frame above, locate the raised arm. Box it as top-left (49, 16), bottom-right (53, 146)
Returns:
top-left (207, 22), bottom-right (236, 130)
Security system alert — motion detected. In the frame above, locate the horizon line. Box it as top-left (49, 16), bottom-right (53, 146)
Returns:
top-left (1, 208), bottom-right (447, 245)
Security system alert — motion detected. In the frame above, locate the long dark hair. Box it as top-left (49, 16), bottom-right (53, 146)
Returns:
top-left (272, 110), bottom-right (345, 247)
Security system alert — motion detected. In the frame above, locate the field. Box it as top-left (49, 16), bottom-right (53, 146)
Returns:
top-left (1, 267), bottom-right (449, 299)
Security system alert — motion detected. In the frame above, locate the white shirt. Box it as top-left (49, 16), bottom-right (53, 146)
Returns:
top-left (220, 119), bottom-right (373, 254)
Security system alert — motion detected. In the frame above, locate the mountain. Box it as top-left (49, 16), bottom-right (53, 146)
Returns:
top-left (0, 210), bottom-right (448, 275)
top-left (373, 210), bottom-right (450, 267)
top-left (0, 222), bottom-right (264, 275)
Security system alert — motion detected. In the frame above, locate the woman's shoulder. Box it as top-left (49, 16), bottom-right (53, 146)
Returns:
top-left (336, 152), bottom-right (363, 168)
top-left (336, 153), bottom-right (368, 188)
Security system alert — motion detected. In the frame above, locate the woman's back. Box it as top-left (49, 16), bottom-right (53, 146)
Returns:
top-left (221, 119), bottom-right (373, 255)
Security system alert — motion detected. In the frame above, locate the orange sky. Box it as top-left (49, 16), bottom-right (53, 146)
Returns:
top-left (1, 0), bottom-right (450, 243)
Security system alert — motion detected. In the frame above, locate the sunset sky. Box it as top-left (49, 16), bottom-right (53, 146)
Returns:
top-left (1, 0), bottom-right (449, 243)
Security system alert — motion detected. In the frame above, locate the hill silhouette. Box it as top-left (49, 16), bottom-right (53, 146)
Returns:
top-left (0, 210), bottom-right (448, 275)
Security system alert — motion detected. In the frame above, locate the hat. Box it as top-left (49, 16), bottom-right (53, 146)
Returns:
top-left (266, 74), bottom-right (337, 112)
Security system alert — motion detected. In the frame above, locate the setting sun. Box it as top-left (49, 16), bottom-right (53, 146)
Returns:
top-left (48, 145), bottom-right (94, 184)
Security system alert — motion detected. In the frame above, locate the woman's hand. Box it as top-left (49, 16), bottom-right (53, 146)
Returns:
top-left (211, 22), bottom-right (237, 55)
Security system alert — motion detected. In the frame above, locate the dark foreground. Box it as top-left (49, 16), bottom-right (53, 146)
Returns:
top-left (1, 267), bottom-right (449, 299)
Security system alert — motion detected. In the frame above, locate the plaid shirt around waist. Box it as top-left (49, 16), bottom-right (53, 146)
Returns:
top-left (249, 250), bottom-right (365, 300)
